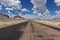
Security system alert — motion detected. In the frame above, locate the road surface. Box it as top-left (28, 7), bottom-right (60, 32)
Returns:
top-left (0, 20), bottom-right (60, 40)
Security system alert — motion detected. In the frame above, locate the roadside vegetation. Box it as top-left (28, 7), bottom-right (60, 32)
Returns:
top-left (33, 20), bottom-right (60, 28)
top-left (0, 22), bottom-right (21, 26)
top-left (0, 20), bottom-right (27, 27)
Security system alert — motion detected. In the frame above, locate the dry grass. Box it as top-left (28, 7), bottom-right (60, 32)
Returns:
top-left (0, 20), bottom-right (27, 27)
top-left (33, 20), bottom-right (60, 28)
top-left (0, 22), bottom-right (20, 26)
top-left (55, 24), bottom-right (60, 26)
top-left (0, 24), bottom-right (6, 26)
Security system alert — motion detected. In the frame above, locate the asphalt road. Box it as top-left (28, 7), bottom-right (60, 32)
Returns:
top-left (0, 21), bottom-right (60, 40)
top-left (0, 21), bottom-right (29, 40)
top-left (20, 21), bottom-right (60, 40)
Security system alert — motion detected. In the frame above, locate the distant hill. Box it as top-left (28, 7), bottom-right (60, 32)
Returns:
top-left (53, 18), bottom-right (60, 20)
top-left (47, 18), bottom-right (60, 22)
top-left (13, 15), bottom-right (24, 19)
top-left (0, 14), bottom-right (25, 22)
top-left (52, 18), bottom-right (60, 22)
top-left (0, 14), bottom-right (10, 22)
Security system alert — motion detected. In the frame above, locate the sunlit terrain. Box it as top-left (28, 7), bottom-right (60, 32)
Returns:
top-left (0, 19), bottom-right (60, 40)
top-left (0, 0), bottom-right (60, 40)
top-left (33, 19), bottom-right (60, 28)
top-left (0, 20), bottom-right (27, 28)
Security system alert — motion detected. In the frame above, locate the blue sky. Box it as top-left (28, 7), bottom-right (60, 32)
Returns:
top-left (46, 0), bottom-right (60, 15)
top-left (0, 0), bottom-right (60, 19)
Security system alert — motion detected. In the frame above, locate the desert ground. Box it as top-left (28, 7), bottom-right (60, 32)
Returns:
top-left (0, 19), bottom-right (60, 40)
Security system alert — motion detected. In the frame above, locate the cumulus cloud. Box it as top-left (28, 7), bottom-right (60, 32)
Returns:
top-left (0, 0), bottom-right (52, 19)
top-left (21, 8), bottom-right (29, 12)
top-left (22, 14), bottom-right (38, 19)
top-left (54, 0), bottom-right (60, 18)
top-left (37, 13), bottom-right (43, 16)
top-left (55, 10), bottom-right (60, 18)
top-left (31, 0), bottom-right (50, 17)
top-left (7, 11), bottom-right (15, 18)
top-left (55, 10), bottom-right (60, 13)
top-left (0, 0), bottom-right (22, 10)
top-left (5, 8), bottom-right (14, 10)
top-left (0, 0), bottom-right (31, 19)
top-left (43, 9), bottom-right (50, 16)
top-left (0, 5), bottom-right (2, 10)
top-left (54, 0), bottom-right (60, 6)
top-left (31, 0), bottom-right (46, 12)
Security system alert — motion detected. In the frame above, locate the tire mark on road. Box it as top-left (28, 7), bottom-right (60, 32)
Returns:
top-left (30, 22), bottom-right (35, 32)
top-left (31, 22), bottom-right (56, 40)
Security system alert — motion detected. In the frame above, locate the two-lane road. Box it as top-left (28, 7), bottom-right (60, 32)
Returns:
top-left (20, 21), bottom-right (60, 40)
top-left (0, 20), bottom-right (60, 40)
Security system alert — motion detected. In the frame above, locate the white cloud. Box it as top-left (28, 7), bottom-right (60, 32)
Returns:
top-left (0, 0), bottom-right (31, 19)
top-left (21, 8), bottom-right (29, 12)
top-left (54, 0), bottom-right (60, 6)
top-left (55, 10), bottom-right (60, 14)
top-left (0, 8), bottom-right (2, 10)
top-left (22, 14), bottom-right (38, 19)
top-left (37, 13), bottom-right (43, 16)
top-left (7, 11), bottom-right (15, 18)
top-left (0, 5), bottom-right (2, 10)
top-left (5, 8), bottom-right (14, 10)
top-left (32, 6), bottom-right (37, 10)
top-left (31, 0), bottom-right (46, 12)
top-left (18, 12), bottom-right (22, 16)
top-left (0, 0), bottom-right (22, 10)
top-left (43, 9), bottom-right (50, 16)
top-left (31, 0), bottom-right (51, 18)
top-left (33, 10), bottom-right (38, 14)
top-left (0, 0), bottom-right (52, 19)
top-left (54, 0), bottom-right (60, 18)
top-left (0, 5), bottom-right (2, 8)
top-left (55, 10), bottom-right (60, 17)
